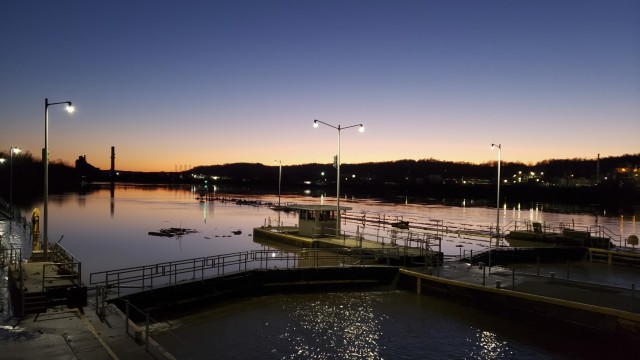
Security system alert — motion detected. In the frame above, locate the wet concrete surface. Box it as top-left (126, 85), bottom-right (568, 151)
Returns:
top-left (0, 302), bottom-right (172, 359)
top-left (437, 260), bottom-right (640, 313)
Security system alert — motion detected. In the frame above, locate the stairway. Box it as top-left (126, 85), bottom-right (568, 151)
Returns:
top-left (23, 292), bottom-right (48, 314)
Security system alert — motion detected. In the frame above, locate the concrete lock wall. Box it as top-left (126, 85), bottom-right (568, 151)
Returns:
top-left (114, 267), bottom-right (399, 317)
top-left (398, 269), bottom-right (640, 340)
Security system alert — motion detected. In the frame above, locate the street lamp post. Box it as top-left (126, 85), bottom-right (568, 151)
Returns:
top-left (491, 143), bottom-right (501, 247)
top-left (0, 158), bottom-right (4, 204)
top-left (44, 98), bottom-right (75, 261)
top-left (313, 119), bottom-right (364, 235)
top-left (274, 160), bottom-right (282, 207)
top-left (9, 146), bottom-right (21, 215)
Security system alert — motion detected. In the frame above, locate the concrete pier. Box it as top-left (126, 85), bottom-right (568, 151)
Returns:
top-left (254, 226), bottom-right (443, 267)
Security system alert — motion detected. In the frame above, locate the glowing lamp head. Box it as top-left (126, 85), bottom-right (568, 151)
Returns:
top-left (11, 147), bottom-right (21, 154)
top-left (66, 103), bottom-right (75, 114)
top-left (313, 120), bottom-right (319, 128)
top-left (0, 158), bottom-right (5, 164)
top-left (358, 124), bottom-right (364, 133)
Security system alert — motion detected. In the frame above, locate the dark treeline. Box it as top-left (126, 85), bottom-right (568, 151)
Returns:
top-left (0, 151), bottom-right (79, 202)
top-left (1, 151), bottom-right (638, 208)
top-left (191, 154), bottom-right (640, 184)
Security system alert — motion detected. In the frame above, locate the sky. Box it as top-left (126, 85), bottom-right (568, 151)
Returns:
top-left (1, 0), bottom-right (638, 172)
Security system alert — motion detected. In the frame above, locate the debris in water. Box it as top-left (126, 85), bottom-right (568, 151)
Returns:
top-left (148, 227), bottom-right (198, 237)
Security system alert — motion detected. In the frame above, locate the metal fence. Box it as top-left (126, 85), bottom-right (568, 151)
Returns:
top-left (89, 247), bottom-right (398, 298)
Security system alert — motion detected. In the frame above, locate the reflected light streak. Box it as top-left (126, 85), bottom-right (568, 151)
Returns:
top-left (469, 330), bottom-right (513, 359)
top-left (283, 293), bottom-right (384, 359)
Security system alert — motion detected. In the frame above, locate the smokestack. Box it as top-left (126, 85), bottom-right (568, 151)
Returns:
top-left (596, 153), bottom-right (600, 184)
top-left (111, 146), bottom-right (115, 180)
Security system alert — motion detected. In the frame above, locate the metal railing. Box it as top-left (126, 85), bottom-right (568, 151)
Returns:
top-left (344, 211), bottom-right (501, 247)
top-left (502, 220), bottom-right (624, 248)
top-left (41, 262), bottom-right (82, 290)
top-left (92, 290), bottom-right (175, 359)
top-left (1, 243), bottom-right (83, 316)
top-left (90, 247), bottom-right (400, 298)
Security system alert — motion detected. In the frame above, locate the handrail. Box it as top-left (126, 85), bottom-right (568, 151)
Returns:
top-left (89, 247), bottom-right (399, 297)
top-left (41, 262), bottom-right (82, 291)
top-left (503, 220), bottom-right (623, 244)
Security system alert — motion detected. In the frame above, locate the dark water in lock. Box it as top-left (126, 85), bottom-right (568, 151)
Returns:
top-left (151, 290), bottom-right (636, 359)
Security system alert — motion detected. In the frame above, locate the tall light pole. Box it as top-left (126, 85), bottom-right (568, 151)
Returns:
top-left (274, 160), bottom-right (282, 207)
top-left (491, 143), bottom-right (501, 247)
top-left (0, 159), bottom-right (5, 196)
top-left (313, 119), bottom-right (364, 235)
top-left (9, 146), bottom-right (21, 215)
top-left (44, 98), bottom-right (75, 261)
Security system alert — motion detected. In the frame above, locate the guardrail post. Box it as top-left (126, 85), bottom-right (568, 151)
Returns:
top-left (145, 312), bottom-right (150, 352)
top-left (125, 300), bottom-right (130, 335)
top-left (78, 262), bottom-right (82, 287)
top-left (488, 249), bottom-right (492, 275)
top-left (482, 263), bottom-right (486, 286)
top-left (101, 286), bottom-right (107, 317)
top-left (95, 285), bottom-right (100, 316)
top-left (632, 284), bottom-right (636, 313)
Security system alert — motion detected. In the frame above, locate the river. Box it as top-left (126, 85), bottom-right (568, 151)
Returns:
top-left (1, 184), bottom-right (638, 359)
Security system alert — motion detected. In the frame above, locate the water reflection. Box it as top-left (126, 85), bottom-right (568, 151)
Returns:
top-left (8, 185), bottom-right (639, 284)
top-left (280, 293), bottom-right (384, 359)
top-left (469, 330), bottom-right (513, 359)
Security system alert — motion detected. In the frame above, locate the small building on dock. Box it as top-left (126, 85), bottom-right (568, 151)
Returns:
top-left (288, 205), bottom-right (352, 237)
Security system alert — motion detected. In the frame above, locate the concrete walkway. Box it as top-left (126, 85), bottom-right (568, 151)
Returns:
top-left (0, 299), bottom-right (174, 359)
top-left (437, 260), bottom-right (640, 313)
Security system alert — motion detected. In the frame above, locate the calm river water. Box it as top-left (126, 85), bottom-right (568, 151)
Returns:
top-left (2, 184), bottom-right (638, 359)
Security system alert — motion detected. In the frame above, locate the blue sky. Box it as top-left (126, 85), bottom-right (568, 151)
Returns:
top-left (1, 0), bottom-right (638, 171)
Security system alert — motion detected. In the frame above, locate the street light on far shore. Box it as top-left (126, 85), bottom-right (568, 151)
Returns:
top-left (491, 143), bottom-right (501, 247)
top-left (313, 119), bottom-right (364, 235)
top-left (44, 98), bottom-right (75, 261)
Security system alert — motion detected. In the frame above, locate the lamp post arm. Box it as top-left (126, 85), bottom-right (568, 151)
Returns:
top-left (45, 99), bottom-right (73, 107)
top-left (313, 119), bottom-right (338, 130)
top-left (340, 123), bottom-right (363, 130)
